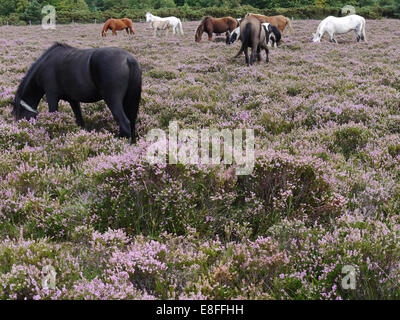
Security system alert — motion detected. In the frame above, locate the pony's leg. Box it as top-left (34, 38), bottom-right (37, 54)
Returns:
top-left (244, 47), bottom-right (250, 66)
top-left (225, 31), bottom-right (230, 44)
top-left (46, 93), bottom-right (59, 112)
top-left (256, 46), bottom-right (261, 62)
top-left (328, 32), bottom-right (337, 44)
top-left (207, 31), bottom-right (213, 41)
top-left (265, 47), bottom-right (269, 63)
top-left (361, 23), bottom-right (367, 42)
top-left (249, 45), bottom-right (257, 65)
top-left (105, 98), bottom-right (131, 138)
top-left (330, 32), bottom-right (338, 44)
top-left (69, 101), bottom-right (84, 128)
top-left (112, 29), bottom-right (117, 36)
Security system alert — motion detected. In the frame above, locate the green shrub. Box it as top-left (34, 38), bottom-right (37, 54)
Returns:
top-left (332, 125), bottom-right (371, 159)
top-left (148, 70), bottom-right (177, 80)
top-left (1, 5), bottom-right (397, 25)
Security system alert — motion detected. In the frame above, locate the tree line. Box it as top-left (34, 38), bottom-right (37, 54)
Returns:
top-left (0, 0), bottom-right (399, 25)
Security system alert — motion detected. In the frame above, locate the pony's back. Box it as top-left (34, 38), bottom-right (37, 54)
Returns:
top-left (199, 16), bottom-right (212, 26)
top-left (238, 17), bottom-right (261, 52)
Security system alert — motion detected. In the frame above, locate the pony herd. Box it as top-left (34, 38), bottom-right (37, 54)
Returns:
top-left (101, 12), bottom-right (367, 67)
top-left (194, 13), bottom-right (293, 65)
top-left (11, 12), bottom-right (368, 144)
top-left (101, 13), bottom-right (184, 38)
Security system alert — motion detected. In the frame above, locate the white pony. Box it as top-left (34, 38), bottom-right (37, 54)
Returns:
top-left (312, 14), bottom-right (367, 43)
top-left (145, 12), bottom-right (184, 37)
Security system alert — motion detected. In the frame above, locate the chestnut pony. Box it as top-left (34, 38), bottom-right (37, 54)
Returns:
top-left (195, 16), bottom-right (239, 43)
top-left (245, 13), bottom-right (293, 34)
top-left (102, 18), bottom-right (135, 37)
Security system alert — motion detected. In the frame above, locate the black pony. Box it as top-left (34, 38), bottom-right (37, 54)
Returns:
top-left (12, 43), bottom-right (142, 142)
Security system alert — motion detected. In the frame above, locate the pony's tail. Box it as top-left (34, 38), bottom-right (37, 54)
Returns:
top-left (178, 20), bottom-right (184, 36)
top-left (124, 57), bottom-right (142, 144)
top-left (235, 23), bottom-right (251, 59)
top-left (286, 17), bottom-right (294, 34)
top-left (362, 19), bottom-right (367, 43)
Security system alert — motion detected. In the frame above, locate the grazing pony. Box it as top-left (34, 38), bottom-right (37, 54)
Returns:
top-left (312, 15), bottom-right (367, 43)
top-left (195, 16), bottom-right (239, 43)
top-left (262, 23), bottom-right (281, 48)
top-left (102, 18), bottom-right (135, 37)
top-left (227, 22), bottom-right (281, 48)
top-left (12, 43), bottom-right (142, 143)
top-left (234, 16), bottom-right (270, 65)
top-left (227, 26), bottom-right (240, 44)
top-left (151, 20), bottom-right (172, 37)
top-left (145, 12), bottom-right (184, 37)
top-left (245, 13), bottom-right (293, 35)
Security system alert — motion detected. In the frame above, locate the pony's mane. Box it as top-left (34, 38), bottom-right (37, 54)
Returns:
top-left (200, 16), bottom-right (212, 24)
top-left (15, 43), bottom-right (71, 106)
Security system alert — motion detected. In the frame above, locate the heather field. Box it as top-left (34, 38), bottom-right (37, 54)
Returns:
top-left (0, 19), bottom-right (400, 300)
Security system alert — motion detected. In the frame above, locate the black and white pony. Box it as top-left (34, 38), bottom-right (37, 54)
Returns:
top-left (12, 43), bottom-right (142, 143)
top-left (227, 26), bottom-right (240, 44)
top-left (262, 23), bottom-right (281, 48)
top-left (227, 22), bottom-right (281, 48)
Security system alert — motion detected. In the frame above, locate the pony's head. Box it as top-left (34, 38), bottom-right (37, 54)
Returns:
top-left (11, 95), bottom-right (39, 121)
top-left (195, 17), bottom-right (212, 42)
top-left (195, 24), bottom-right (204, 42)
top-left (145, 12), bottom-right (152, 22)
top-left (269, 25), bottom-right (281, 47)
top-left (227, 27), bottom-right (240, 45)
top-left (312, 32), bottom-right (321, 42)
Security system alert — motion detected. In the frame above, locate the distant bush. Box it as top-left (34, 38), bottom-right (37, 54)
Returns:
top-left (0, 5), bottom-right (399, 25)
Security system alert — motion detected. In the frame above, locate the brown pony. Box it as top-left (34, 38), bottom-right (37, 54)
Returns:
top-left (102, 18), bottom-right (135, 37)
top-left (245, 13), bottom-right (293, 34)
top-left (195, 16), bottom-right (239, 43)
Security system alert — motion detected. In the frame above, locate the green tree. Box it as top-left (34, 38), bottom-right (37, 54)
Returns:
top-left (378, 0), bottom-right (395, 7)
top-left (16, 0), bottom-right (29, 13)
top-left (0, 0), bottom-right (16, 15)
top-left (102, 0), bottom-right (128, 10)
top-left (23, 0), bottom-right (42, 23)
top-left (127, 0), bottom-right (175, 9)
top-left (56, 0), bottom-right (90, 11)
